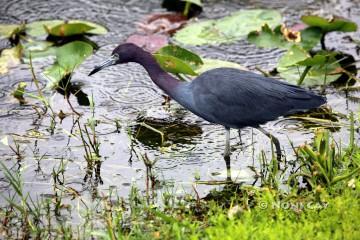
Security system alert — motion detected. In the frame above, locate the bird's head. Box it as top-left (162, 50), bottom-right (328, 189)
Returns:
top-left (89, 43), bottom-right (142, 76)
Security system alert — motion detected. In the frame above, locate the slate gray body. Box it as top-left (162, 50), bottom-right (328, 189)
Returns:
top-left (173, 68), bottom-right (326, 129)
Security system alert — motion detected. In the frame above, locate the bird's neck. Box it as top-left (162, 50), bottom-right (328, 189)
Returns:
top-left (132, 50), bottom-right (181, 96)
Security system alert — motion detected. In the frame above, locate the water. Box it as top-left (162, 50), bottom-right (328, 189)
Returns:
top-left (0, 0), bottom-right (359, 204)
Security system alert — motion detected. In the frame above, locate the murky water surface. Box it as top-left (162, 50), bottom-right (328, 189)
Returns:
top-left (0, 0), bottom-right (359, 206)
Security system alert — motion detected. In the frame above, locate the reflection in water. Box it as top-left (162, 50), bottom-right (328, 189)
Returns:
top-left (56, 74), bottom-right (90, 106)
top-left (132, 117), bottom-right (203, 148)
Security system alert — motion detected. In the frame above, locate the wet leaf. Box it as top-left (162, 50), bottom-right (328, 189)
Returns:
top-left (47, 23), bottom-right (94, 37)
top-left (248, 24), bottom-right (290, 49)
top-left (154, 54), bottom-right (198, 75)
top-left (43, 41), bottom-right (93, 88)
top-left (0, 45), bottom-right (22, 75)
top-left (277, 45), bottom-right (309, 69)
top-left (25, 20), bottom-right (63, 37)
top-left (26, 20), bottom-right (107, 37)
top-left (23, 41), bottom-right (56, 59)
top-left (154, 45), bottom-right (202, 75)
top-left (56, 41), bottom-right (93, 70)
top-left (126, 34), bottom-right (168, 53)
top-left (157, 44), bottom-right (203, 69)
top-left (301, 15), bottom-right (357, 33)
top-left (69, 20), bottom-right (108, 35)
top-left (0, 24), bottom-right (22, 39)
top-left (196, 58), bottom-right (247, 74)
top-left (174, 9), bottom-right (281, 45)
top-left (299, 27), bottom-right (322, 50)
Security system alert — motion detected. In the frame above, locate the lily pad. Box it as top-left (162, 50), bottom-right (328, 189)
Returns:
top-left (277, 47), bottom-right (342, 86)
top-left (43, 41), bottom-right (93, 88)
top-left (0, 24), bottom-right (23, 39)
top-left (25, 20), bottom-right (63, 37)
top-left (248, 24), bottom-right (290, 49)
top-left (70, 20), bottom-right (108, 35)
top-left (154, 45), bottom-right (202, 75)
top-left (277, 45), bottom-right (310, 69)
top-left (23, 41), bottom-right (56, 59)
top-left (301, 15), bottom-right (357, 33)
top-left (47, 23), bottom-right (95, 37)
top-left (196, 58), bottom-right (247, 74)
top-left (299, 27), bottom-right (322, 50)
top-left (0, 45), bottom-right (22, 74)
top-left (174, 9), bottom-right (281, 45)
top-left (157, 44), bottom-right (203, 69)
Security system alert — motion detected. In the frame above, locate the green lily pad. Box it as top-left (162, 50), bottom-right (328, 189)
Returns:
top-left (23, 41), bottom-right (56, 59)
top-left (277, 48), bottom-right (342, 86)
top-left (195, 58), bottom-right (247, 74)
top-left (277, 45), bottom-right (309, 69)
top-left (154, 45), bottom-right (203, 76)
top-left (299, 27), bottom-right (322, 50)
top-left (43, 41), bottom-right (93, 88)
top-left (56, 41), bottom-right (93, 70)
top-left (47, 23), bottom-right (95, 37)
top-left (278, 64), bottom-right (341, 86)
top-left (301, 15), bottom-right (357, 33)
top-left (25, 20), bottom-right (63, 37)
top-left (174, 9), bottom-right (281, 45)
top-left (156, 45), bottom-right (203, 69)
top-left (69, 20), bottom-right (108, 35)
top-left (248, 24), bottom-right (290, 49)
top-left (154, 54), bottom-right (198, 75)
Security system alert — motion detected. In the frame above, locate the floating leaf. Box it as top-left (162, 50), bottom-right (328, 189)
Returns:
top-left (137, 13), bottom-right (187, 35)
top-left (0, 24), bottom-right (22, 39)
top-left (301, 15), bottom-right (357, 33)
top-left (174, 9), bottom-right (281, 45)
top-left (0, 45), bottom-right (22, 74)
top-left (196, 58), bottom-right (247, 74)
top-left (56, 41), bottom-right (93, 71)
top-left (25, 20), bottom-right (63, 37)
top-left (299, 27), bottom-right (322, 50)
top-left (277, 45), bottom-right (309, 69)
top-left (248, 24), bottom-right (290, 49)
top-left (277, 49), bottom-right (342, 86)
top-left (154, 54), bottom-right (198, 75)
top-left (47, 23), bottom-right (94, 37)
top-left (23, 41), bottom-right (56, 59)
top-left (43, 41), bottom-right (93, 88)
top-left (70, 20), bottom-right (108, 35)
top-left (154, 45), bottom-right (202, 75)
top-left (156, 45), bottom-right (203, 69)
top-left (26, 20), bottom-right (107, 37)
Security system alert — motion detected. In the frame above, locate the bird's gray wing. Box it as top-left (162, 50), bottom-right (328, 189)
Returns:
top-left (190, 68), bottom-right (325, 128)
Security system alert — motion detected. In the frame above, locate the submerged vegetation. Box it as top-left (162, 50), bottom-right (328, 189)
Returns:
top-left (0, 0), bottom-right (360, 239)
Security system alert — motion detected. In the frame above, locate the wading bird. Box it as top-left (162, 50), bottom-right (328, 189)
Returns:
top-left (89, 43), bottom-right (326, 180)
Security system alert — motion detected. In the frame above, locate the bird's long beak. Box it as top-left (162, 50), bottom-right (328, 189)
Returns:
top-left (88, 54), bottom-right (119, 76)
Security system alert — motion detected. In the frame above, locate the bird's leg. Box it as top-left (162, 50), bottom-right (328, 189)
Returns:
top-left (224, 127), bottom-right (232, 181)
top-left (257, 127), bottom-right (282, 161)
top-left (238, 129), bottom-right (243, 145)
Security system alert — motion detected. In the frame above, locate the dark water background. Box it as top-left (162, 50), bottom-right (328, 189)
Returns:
top-left (0, 0), bottom-right (359, 205)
